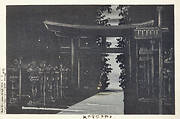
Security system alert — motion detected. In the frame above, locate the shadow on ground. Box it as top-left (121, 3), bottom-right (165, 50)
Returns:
top-left (7, 88), bottom-right (99, 114)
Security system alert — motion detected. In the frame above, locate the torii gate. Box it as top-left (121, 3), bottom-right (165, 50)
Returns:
top-left (43, 7), bottom-right (168, 114)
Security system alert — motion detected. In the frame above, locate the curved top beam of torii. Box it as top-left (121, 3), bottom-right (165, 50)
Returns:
top-left (43, 20), bottom-right (155, 37)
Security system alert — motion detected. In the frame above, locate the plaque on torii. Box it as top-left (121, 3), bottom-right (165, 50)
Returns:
top-left (134, 27), bottom-right (168, 40)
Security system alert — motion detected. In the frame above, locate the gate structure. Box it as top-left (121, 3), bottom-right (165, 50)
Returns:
top-left (43, 6), bottom-right (174, 114)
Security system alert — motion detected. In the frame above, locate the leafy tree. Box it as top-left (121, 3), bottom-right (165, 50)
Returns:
top-left (98, 54), bottom-right (112, 91)
top-left (115, 5), bottom-right (130, 89)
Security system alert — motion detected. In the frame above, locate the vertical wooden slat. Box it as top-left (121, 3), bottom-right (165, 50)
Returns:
top-left (143, 61), bottom-right (146, 94)
top-left (151, 40), bottom-right (155, 98)
top-left (147, 58), bottom-right (150, 96)
top-left (43, 71), bottom-right (46, 106)
top-left (77, 38), bottom-right (81, 88)
top-left (78, 58), bottom-right (80, 88)
top-left (56, 75), bottom-right (59, 99)
top-left (71, 38), bottom-right (75, 87)
top-left (135, 39), bottom-right (139, 98)
top-left (18, 58), bottom-right (22, 104)
top-left (60, 71), bottom-right (63, 98)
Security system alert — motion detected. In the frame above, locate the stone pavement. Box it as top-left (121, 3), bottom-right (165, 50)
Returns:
top-left (58, 87), bottom-right (124, 114)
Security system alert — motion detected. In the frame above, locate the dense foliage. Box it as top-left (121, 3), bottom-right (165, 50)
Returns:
top-left (96, 6), bottom-right (112, 90)
top-left (115, 6), bottom-right (130, 89)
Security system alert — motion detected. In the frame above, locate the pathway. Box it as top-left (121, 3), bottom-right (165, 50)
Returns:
top-left (58, 87), bottom-right (124, 114)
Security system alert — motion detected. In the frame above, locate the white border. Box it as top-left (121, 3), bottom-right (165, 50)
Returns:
top-left (1, 0), bottom-right (179, 119)
top-left (4, 0), bottom-right (175, 5)
top-left (0, 0), bottom-right (6, 115)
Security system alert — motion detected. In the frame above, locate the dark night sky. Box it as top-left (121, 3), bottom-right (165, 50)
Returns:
top-left (6, 5), bottom-right (174, 60)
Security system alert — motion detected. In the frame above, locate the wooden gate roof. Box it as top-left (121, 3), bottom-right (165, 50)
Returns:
top-left (44, 20), bottom-right (155, 37)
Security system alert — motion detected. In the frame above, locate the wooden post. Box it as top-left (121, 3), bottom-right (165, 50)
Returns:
top-left (71, 38), bottom-right (74, 87)
top-left (157, 7), bottom-right (162, 27)
top-left (78, 58), bottom-right (80, 88)
top-left (60, 70), bottom-right (63, 98)
top-left (158, 30), bottom-right (163, 114)
top-left (43, 65), bottom-right (46, 106)
top-left (56, 75), bottom-right (59, 99)
top-left (18, 57), bottom-right (22, 105)
top-left (135, 38), bottom-right (139, 98)
top-left (71, 37), bottom-right (79, 88)
top-left (157, 6), bottom-right (163, 114)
